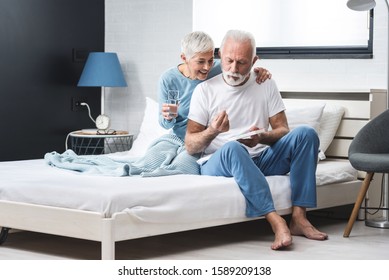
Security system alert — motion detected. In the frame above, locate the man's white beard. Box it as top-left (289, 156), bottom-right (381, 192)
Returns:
top-left (222, 70), bottom-right (250, 86)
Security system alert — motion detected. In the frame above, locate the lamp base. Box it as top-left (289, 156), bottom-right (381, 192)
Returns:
top-left (365, 218), bottom-right (389, 229)
top-left (81, 129), bottom-right (98, 134)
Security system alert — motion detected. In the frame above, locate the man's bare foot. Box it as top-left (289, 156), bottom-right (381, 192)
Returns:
top-left (272, 227), bottom-right (293, 250)
top-left (289, 218), bottom-right (328, 240)
top-left (266, 212), bottom-right (293, 250)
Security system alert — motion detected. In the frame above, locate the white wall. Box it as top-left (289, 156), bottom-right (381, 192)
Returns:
top-left (105, 0), bottom-right (192, 134)
top-left (105, 0), bottom-right (388, 136)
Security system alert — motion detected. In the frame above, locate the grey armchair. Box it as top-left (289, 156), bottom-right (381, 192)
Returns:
top-left (343, 109), bottom-right (389, 237)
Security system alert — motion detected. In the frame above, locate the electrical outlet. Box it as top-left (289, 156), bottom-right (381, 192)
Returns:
top-left (71, 97), bottom-right (88, 112)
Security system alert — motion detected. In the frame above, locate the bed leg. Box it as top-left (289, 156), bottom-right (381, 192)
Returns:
top-left (101, 240), bottom-right (115, 260)
top-left (101, 219), bottom-right (115, 260)
top-left (0, 227), bottom-right (10, 245)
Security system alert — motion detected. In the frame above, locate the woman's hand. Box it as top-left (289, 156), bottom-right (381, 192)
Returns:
top-left (161, 102), bottom-right (178, 120)
top-left (253, 67), bottom-right (272, 84)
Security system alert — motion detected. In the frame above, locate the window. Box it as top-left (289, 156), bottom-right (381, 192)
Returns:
top-left (193, 0), bottom-right (373, 59)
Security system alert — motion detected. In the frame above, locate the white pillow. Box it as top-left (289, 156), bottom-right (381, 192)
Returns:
top-left (127, 97), bottom-right (167, 157)
top-left (284, 102), bottom-right (325, 160)
top-left (284, 102), bottom-right (325, 133)
top-left (317, 104), bottom-right (345, 160)
top-left (284, 102), bottom-right (344, 160)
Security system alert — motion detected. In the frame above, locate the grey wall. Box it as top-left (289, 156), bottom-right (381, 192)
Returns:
top-left (0, 0), bottom-right (105, 160)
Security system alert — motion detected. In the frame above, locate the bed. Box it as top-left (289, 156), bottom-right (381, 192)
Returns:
top-left (0, 89), bottom-right (386, 259)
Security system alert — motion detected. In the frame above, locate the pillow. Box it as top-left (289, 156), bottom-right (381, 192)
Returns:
top-left (284, 102), bottom-right (345, 160)
top-left (317, 104), bottom-right (345, 160)
top-left (126, 97), bottom-right (167, 157)
top-left (284, 102), bottom-right (325, 133)
top-left (284, 102), bottom-right (325, 160)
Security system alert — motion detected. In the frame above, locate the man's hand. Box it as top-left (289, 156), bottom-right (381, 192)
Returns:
top-left (210, 110), bottom-right (230, 134)
top-left (185, 111), bottom-right (230, 155)
top-left (237, 126), bottom-right (264, 147)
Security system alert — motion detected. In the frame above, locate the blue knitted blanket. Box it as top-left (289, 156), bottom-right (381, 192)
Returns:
top-left (44, 134), bottom-right (200, 177)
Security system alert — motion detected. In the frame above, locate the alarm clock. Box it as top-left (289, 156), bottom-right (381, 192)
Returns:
top-left (95, 114), bottom-right (110, 130)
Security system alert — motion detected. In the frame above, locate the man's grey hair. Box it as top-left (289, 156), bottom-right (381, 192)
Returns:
top-left (181, 31), bottom-right (214, 60)
top-left (220, 30), bottom-right (256, 59)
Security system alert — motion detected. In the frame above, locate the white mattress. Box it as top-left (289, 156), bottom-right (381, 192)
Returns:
top-left (0, 158), bottom-right (356, 223)
top-left (316, 159), bottom-right (357, 186)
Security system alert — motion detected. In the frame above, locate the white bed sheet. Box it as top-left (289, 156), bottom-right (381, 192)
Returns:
top-left (0, 158), bottom-right (356, 223)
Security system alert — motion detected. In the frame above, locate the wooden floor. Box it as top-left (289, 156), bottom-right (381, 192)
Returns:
top-left (1, 206), bottom-right (389, 260)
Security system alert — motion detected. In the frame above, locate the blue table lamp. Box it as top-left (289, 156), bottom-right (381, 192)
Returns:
top-left (78, 52), bottom-right (127, 130)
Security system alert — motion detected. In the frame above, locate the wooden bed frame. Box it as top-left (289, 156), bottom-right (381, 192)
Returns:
top-left (0, 89), bottom-right (386, 259)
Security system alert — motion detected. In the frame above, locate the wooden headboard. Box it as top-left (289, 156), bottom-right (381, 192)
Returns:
top-left (281, 89), bottom-right (387, 159)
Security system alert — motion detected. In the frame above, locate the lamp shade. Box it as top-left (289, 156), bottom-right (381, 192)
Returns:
top-left (347, 0), bottom-right (376, 11)
top-left (78, 52), bottom-right (127, 87)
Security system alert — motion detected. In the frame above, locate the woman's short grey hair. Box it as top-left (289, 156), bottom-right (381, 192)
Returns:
top-left (181, 31), bottom-right (215, 60)
top-left (220, 30), bottom-right (256, 59)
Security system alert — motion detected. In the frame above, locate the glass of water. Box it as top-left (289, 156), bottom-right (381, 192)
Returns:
top-left (167, 90), bottom-right (180, 117)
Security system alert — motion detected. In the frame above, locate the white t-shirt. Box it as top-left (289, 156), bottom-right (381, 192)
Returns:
top-left (188, 72), bottom-right (285, 160)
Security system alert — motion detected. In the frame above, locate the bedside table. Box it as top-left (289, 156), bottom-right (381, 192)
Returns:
top-left (68, 130), bottom-right (133, 155)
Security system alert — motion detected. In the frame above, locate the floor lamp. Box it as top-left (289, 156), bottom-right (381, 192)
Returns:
top-left (347, 0), bottom-right (389, 228)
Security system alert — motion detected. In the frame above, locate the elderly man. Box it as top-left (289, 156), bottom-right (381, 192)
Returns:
top-left (185, 30), bottom-right (327, 250)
